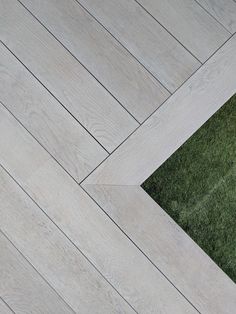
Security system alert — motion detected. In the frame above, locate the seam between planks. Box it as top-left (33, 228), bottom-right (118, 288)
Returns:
top-left (0, 102), bottom-right (198, 313)
top-left (133, 0), bottom-right (204, 64)
top-left (0, 62), bottom-right (203, 314)
top-left (194, 0), bottom-right (234, 34)
top-left (9, 0), bottom-right (228, 156)
top-left (0, 228), bottom-right (76, 314)
top-left (0, 100), bottom-right (90, 188)
top-left (80, 32), bottom-right (234, 185)
top-left (16, 0), bottom-right (141, 126)
top-left (0, 296), bottom-right (15, 314)
top-left (81, 35), bottom-right (236, 313)
top-left (0, 163), bottom-right (138, 314)
top-left (80, 184), bottom-right (202, 313)
top-left (0, 40), bottom-right (110, 156)
top-left (74, 0), bottom-right (172, 95)
top-left (134, 0), bottom-right (231, 62)
top-left (0, 96), bottom-right (200, 311)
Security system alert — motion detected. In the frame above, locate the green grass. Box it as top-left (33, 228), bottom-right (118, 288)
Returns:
top-left (142, 94), bottom-right (236, 282)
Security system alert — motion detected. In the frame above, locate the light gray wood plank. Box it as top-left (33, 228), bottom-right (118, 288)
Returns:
top-left (135, 0), bottom-right (230, 61)
top-left (0, 0), bottom-right (138, 152)
top-left (0, 231), bottom-right (74, 314)
top-left (0, 298), bottom-right (14, 314)
top-left (0, 43), bottom-right (107, 183)
top-left (0, 105), bottom-right (197, 313)
top-left (85, 184), bottom-right (236, 314)
top-left (20, 0), bottom-right (170, 122)
top-left (0, 167), bottom-right (134, 314)
top-left (77, 0), bottom-right (200, 92)
top-left (196, 0), bottom-right (236, 33)
top-left (84, 35), bottom-right (236, 186)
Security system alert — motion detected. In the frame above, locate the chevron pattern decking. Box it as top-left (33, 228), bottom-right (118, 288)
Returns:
top-left (0, 0), bottom-right (236, 313)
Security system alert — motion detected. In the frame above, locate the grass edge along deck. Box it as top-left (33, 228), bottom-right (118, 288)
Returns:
top-left (143, 94), bottom-right (236, 282)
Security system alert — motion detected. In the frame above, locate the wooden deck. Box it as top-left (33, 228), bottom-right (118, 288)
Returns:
top-left (0, 0), bottom-right (236, 313)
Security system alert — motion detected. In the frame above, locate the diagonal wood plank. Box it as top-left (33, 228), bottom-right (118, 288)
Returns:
top-left (0, 43), bottom-right (107, 183)
top-left (19, 0), bottom-right (170, 122)
top-left (0, 104), bottom-right (198, 313)
top-left (77, 0), bottom-right (200, 92)
top-left (84, 184), bottom-right (236, 314)
top-left (0, 298), bottom-right (14, 314)
top-left (135, 0), bottom-right (230, 61)
top-left (0, 231), bottom-right (74, 314)
top-left (0, 0), bottom-right (138, 152)
top-left (83, 34), bottom-right (236, 186)
top-left (196, 0), bottom-right (236, 33)
top-left (0, 166), bottom-right (135, 314)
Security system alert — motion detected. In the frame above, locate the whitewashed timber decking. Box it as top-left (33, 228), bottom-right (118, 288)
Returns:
top-left (0, 0), bottom-right (236, 313)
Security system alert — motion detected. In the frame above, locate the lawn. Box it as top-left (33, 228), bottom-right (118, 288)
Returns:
top-left (142, 94), bottom-right (236, 282)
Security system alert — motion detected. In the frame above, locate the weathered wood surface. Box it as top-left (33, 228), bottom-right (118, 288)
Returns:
top-left (0, 42), bottom-right (107, 182)
top-left (20, 0), bottom-right (171, 122)
top-left (0, 231), bottom-right (74, 314)
top-left (84, 35), bottom-right (236, 185)
top-left (0, 0), bottom-right (138, 152)
top-left (78, 0), bottom-right (200, 92)
top-left (0, 104), bottom-right (197, 313)
top-left (84, 184), bottom-right (236, 314)
top-left (0, 0), bottom-right (235, 312)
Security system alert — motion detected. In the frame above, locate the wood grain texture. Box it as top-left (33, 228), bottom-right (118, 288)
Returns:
top-left (78, 0), bottom-right (200, 92)
top-left (0, 167), bottom-right (134, 314)
top-left (85, 184), bottom-right (236, 314)
top-left (0, 43), bottom-right (107, 183)
top-left (0, 105), bottom-right (197, 314)
top-left (20, 0), bottom-right (170, 122)
top-left (136, 0), bottom-right (230, 61)
top-left (0, 299), bottom-right (14, 314)
top-left (0, 0), bottom-right (138, 152)
top-left (84, 35), bottom-right (236, 186)
top-left (0, 231), bottom-right (74, 314)
top-left (196, 0), bottom-right (236, 33)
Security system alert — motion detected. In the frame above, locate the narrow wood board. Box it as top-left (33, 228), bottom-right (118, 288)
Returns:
top-left (84, 35), bottom-right (236, 186)
top-left (84, 184), bottom-right (236, 314)
top-left (0, 104), bottom-right (197, 313)
top-left (0, 231), bottom-right (74, 314)
top-left (0, 42), bottom-right (107, 182)
top-left (196, 0), bottom-right (236, 33)
top-left (136, 0), bottom-right (230, 61)
top-left (78, 0), bottom-right (200, 92)
top-left (0, 166), bottom-right (134, 314)
top-left (0, 0), bottom-right (138, 152)
top-left (20, 0), bottom-right (170, 122)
